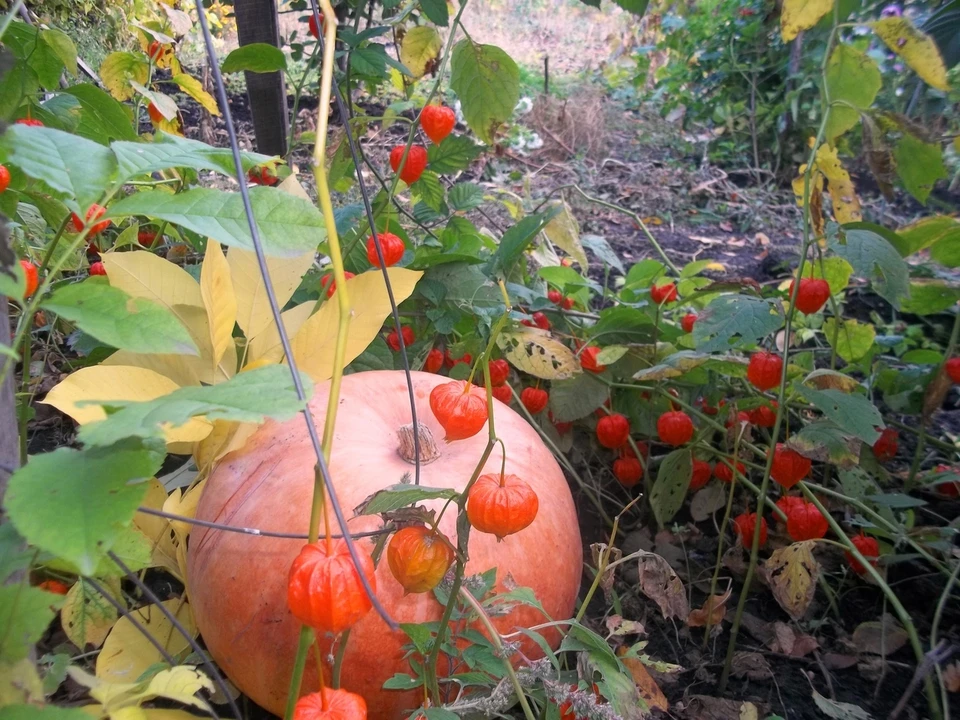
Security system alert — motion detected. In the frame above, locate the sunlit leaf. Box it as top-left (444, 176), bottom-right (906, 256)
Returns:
top-left (872, 16), bottom-right (949, 90)
top-left (450, 40), bottom-right (520, 144)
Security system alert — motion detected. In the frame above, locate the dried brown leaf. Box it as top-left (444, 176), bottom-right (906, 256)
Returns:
top-left (923, 367), bottom-right (952, 420)
top-left (690, 483), bottom-right (727, 521)
top-left (590, 542), bottom-right (623, 602)
top-left (618, 647), bottom-right (669, 712)
top-left (822, 653), bottom-right (859, 670)
top-left (943, 660), bottom-right (960, 692)
top-left (635, 550), bottom-right (690, 620)
top-left (731, 651), bottom-right (773, 681)
top-left (851, 615), bottom-right (909, 655)
top-left (769, 621), bottom-right (819, 657)
top-left (687, 588), bottom-right (732, 628)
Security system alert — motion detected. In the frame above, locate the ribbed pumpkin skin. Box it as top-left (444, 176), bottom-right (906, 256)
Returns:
top-left (188, 371), bottom-right (582, 719)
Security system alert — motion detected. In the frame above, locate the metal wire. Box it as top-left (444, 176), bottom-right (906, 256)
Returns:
top-left (107, 551), bottom-right (242, 720)
top-left (308, 0), bottom-right (423, 485)
top-left (193, 0), bottom-right (396, 631)
top-left (137, 506), bottom-right (394, 541)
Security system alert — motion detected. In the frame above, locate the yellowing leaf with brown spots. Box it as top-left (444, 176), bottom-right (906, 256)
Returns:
top-left (792, 165), bottom-right (825, 237)
top-left (171, 73), bottom-right (220, 116)
top-left (497, 329), bottom-right (581, 380)
top-left (781, 0), bottom-right (833, 41)
top-left (762, 541), bottom-right (820, 620)
top-left (872, 17), bottom-right (949, 91)
top-left (400, 27), bottom-right (442, 78)
top-left (61, 578), bottom-right (122, 650)
top-left (100, 52), bottom-right (149, 101)
top-left (816, 144), bottom-right (862, 224)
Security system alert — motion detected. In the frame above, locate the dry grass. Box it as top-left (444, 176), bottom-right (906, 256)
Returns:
top-left (528, 87), bottom-right (610, 159)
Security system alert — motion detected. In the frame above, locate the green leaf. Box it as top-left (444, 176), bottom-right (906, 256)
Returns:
top-left (900, 280), bottom-right (960, 315)
top-left (548, 373), bottom-right (608, 421)
top-left (447, 182), bottom-right (485, 212)
top-left (5, 23), bottom-right (64, 91)
top-left (42, 280), bottom-right (198, 356)
top-left (824, 44), bottom-right (881, 140)
top-left (78, 366), bottom-right (311, 447)
top-left (106, 186), bottom-right (324, 257)
top-left (0, 707), bottom-right (91, 720)
top-left (422, 710), bottom-right (460, 720)
top-left (893, 132), bottom-right (946, 204)
top-left (692, 295), bottom-right (784, 352)
top-left (63, 85), bottom-right (137, 144)
top-left (488, 211), bottom-right (556, 276)
top-left (412, 170), bottom-right (447, 213)
top-left (0, 125), bottom-right (117, 213)
top-left (41, 28), bottom-right (78, 77)
top-left (794, 382), bottom-right (882, 445)
top-left (0, 524), bottom-right (32, 585)
top-left (0, 585), bottom-right (62, 662)
top-left (931, 234), bottom-right (960, 267)
top-left (832, 229), bottom-right (909, 309)
top-left (111, 132), bottom-right (273, 181)
top-left (400, 622), bottom-right (434, 655)
top-left (887, 215), bottom-right (957, 257)
top-left (222, 43), bottom-right (287, 73)
top-left (799, 256), bottom-right (853, 295)
top-left (865, 493), bottom-right (926, 509)
top-left (383, 673), bottom-right (421, 691)
top-left (591, 306), bottom-right (656, 345)
top-left (351, 45), bottom-right (390, 80)
top-left (651, 449), bottom-right (691, 527)
top-left (356, 484), bottom-right (460, 515)
top-left (581, 234), bottom-right (624, 273)
top-left (823, 317), bottom-right (876, 363)
top-left (420, 0), bottom-right (449, 25)
top-left (450, 40), bottom-right (520, 145)
top-left (789, 421), bottom-right (861, 467)
top-left (5, 441), bottom-right (164, 575)
top-left (426, 135), bottom-right (483, 173)
top-left (613, 0), bottom-right (650, 15)
top-left (427, 263), bottom-right (505, 314)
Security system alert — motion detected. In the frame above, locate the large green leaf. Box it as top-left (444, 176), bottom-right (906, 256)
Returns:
top-left (591, 306), bottom-right (656, 345)
top-left (111, 132), bottom-right (273, 181)
top-left (831, 229), bottom-right (909, 309)
top-left (651, 448), bottom-right (691, 527)
top-left (450, 40), bottom-right (520, 145)
top-left (931, 234), bottom-right (960, 267)
top-left (824, 44), bottom-right (881, 140)
top-left (41, 28), bottom-right (78, 78)
top-left (5, 441), bottom-right (164, 575)
top-left (5, 22), bottom-right (66, 91)
top-left (78, 366), bottom-right (311, 447)
top-left (0, 125), bottom-right (117, 213)
top-left (447, 182), bottom-right (485, 212)
top-left (893, 132), bottom-right (946, 204)
top-left (823, 317), bottom-right (876, 363)
top-left (0, 585), bottom-right (63, 662)
top-left (222, 43), bottom-right (287, 73)
top-left (548, 373), bottom-right (609, 421)
top-left (106, 186), bottom-right (324, 257)
top-left (794, 382), bottom-right (882, 444)
top-left (62, 84), bottom-right (137, 144)
top-left (488, 211), bottom-right (556, 276)
top-left (900, 280), bottom-right (960, 315)
top-left (42, 280), bottom-right (198, 356)
top-left (420, 0), bottom-right (449, 25)
top-left (426, 135), bottom-right (483, 173)
top-left (692, 295), bottom-right (784, 352)
top-left (892, 216), bottom-right (960, 257)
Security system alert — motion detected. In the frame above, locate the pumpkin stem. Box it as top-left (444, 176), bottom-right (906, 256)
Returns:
top-left (397, 423), bottom-right (441, 464)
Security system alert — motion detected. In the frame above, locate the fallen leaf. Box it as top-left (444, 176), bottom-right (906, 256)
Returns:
top-left (687, 587), bottom-right (732, 628)
top-left (761, 541), bottom-right (820, 620)
top-left (822, 653), bottom-right (859, 670)
top-left (738, 612), bottom-right (776, 646)
top-left (590, 542), bottom-right (623, 602)
top-left (688, 235), bottom-right (725, 246)
top-left (690, 483), bottom-right (727, 521)
top-left (812, 688), bottom-right (873, 719)
top-left (635, 551), bottom-right (690, 620)
top-left (731, 651), bottom-right (773, 680)
top-left (618, 647), bottom-right (669, 712)
top-left (722, 544), bottom-right (748, 577)
top-left (769, 621), bottom-right (819, 657)
top-left (851, 615), bottom-right (909, 655)
top-left (755, 232), bottom-right (771, 246)
top-left (740, 702), bottom-right (759, 720)
top-left (681, 695), bottom-right (764, 720)
top-left (605, 615), bottom-right (645, 637)
top-left (943, 660), bottom-right (960, 692)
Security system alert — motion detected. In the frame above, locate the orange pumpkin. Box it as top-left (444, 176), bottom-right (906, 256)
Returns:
top-left (188, 371), bottom-right (582, 719)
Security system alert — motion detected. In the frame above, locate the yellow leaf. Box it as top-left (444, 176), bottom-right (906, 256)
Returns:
top-left (200, 240), bottom-right (237, 367)
top-left (102, 251), bottom-right (203, 323)
top-left (162, 478), bottom-right (207, 539)
top-left (815, 144), bottom-right (862, 224)
top-left (227, 247), bottom-right (315, 341)
top-left (95, 601), bottom-right (197, 684)
top-left (289, 268), bottom-right (423, 381)
top-left (872, 17), bottom-right (949, 91)
top-left (100, 52), bottom-right (149, 101)
top-left (400, 26), bottom-right (442, 78)
top-left (133, 479), bottom-right (181, 580)
top-left (762, 541), bottom-right (820, 620)
top-left (542, 201), bottom-right (587, 268)
top-left (101, 350), bottom-right (201, 388)
top-left (0, 659), bottom-right (44, 705)
top-left (792, 165), bottom-right (825, 236)
top-left (43, 366), bottom-right (212, 445)
top-left (73, 664), bottom-right (212, 714)
top-left (780, 0), bottom-right (833, 42)
top-left (192, 415), bottom-right (259, 472)
top-left (170, 73), bottom-right (220, 116)
top-left (497, 329), bottom-right (582, 380)
top-left (245, 301), bottom-right (314, 366)
top-left (277, 173), bottom-right (312, 201)
top-left (62, 578), bottom-right (122, 650)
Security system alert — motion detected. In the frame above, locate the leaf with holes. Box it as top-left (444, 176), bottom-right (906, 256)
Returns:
top-left (831, 229), bottom-right (909, 309)
top-left (823, 318), bottom-right (876, 363)
top-left (692, 295), bottom-right (784, 353)
top-left (106, 187), bottom-right (324, 257)
top-left (450, 40), bottom-right (520, 144)
top-left (42, 281), bottom-right (198, 356)
top-left (635, 551), bottom-right (690, 620)
top-left (762, 542), bottom-right (819, 620)
top-left (872, 16), bottom-right (949, 90)
top-left (0, 125), bottom-right (117, 213)
top-left (633, 352), bottom-right (747, 381)
top-left (794, 382), bottom-right (882, 445)
top-left (650, 449), bottom-right (692, 527)
top-left (498, 330), bottom-right (581, 380)
top-left (5, 441), bottom-right (164, 575)
top-left (817, 144), bottom-right (861, 223)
